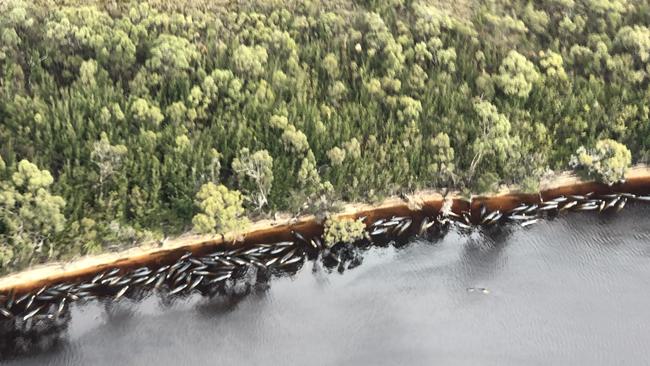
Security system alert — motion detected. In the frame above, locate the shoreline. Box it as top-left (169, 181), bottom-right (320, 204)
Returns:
top-left (2, 165), bottom-right (650, 294)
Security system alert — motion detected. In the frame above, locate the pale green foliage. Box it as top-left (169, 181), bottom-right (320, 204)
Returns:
top-left (327, 147), bottom-right (346, 166)
top-left (91, 132), bottom-right (128, 200)
top-left (104, 220), bottom-right (154, 250)
top-left (44, 6), bottom-right (136, 75)
top-left (147, 34), bottom-right (199, 73)
top-left (570, 139), bottom-right (632, 184)
top-left (281, 125), bottom-right (310, 154)
top-left (130, 98), bottom-right (165, 128)
top-left (495, 50), bottom-right (540, 97)
top-left (175, 135), bottom-right (191, 151)
top-left (0, 2), bottom-right (30, 61)
top-left (471, 100), bottom-right (520, 180)
top-left (406, 64), bottom-right (428, 91)
top-left (322, 53), bottom-right (339, 79)
top-left (298, 180), bottom-right (339, 218)
top-left (396, 96), bottom-right (422, 123)
top-left (484, 13), bottom-right (527, 34)
top-left (232, 148), bottom-right (274, 211)
top-left (79, 60), bottom-right (99, 87)
top-left (559, 15), bottom-right (584, 36)
top-left (253, 80), bottom-right (275, 107)
top-left (205, 67), bottom-right (232, 92)
top-left (475, 72), bottom-right (495, 97)
top-left (67, 218), bottom-right (100, 255)
top-left (549, 0), bottom-right (574, 10)
top-left (381, 77), bottom-right (402, 94)
top-left (0, 160), bottom-right (66, 268)
top-left (437, 48), bottom-right (457, 73)
top-left (111, 103), bottom-right (125, 121)
top-left (365, 78), bottom-right (383, 97)
top-left (208, 149), bottom-right (222, 183)
top-left (192, 213), bottom-right (216, 235)
top-left (539, 50), bottom-right (567, 80)
top-left (329, 81), bottom-right (347, 101)
top-left (4, 0), bottom-right (650, 272)
top-left (192, 183), bottom-right (248, 234)
top-left (585, 0), bottom-right (627, 15)
top-left (11, 161), bottom-right (53, 191)
top-left (298, 153), bottom-right (321, 190)
top-left (358, 12), bottom-right (405, 77)
top-left (414, 42), bottom-right (434, 64)
top-left (322, 216), bottom-right (366, 247)
top-left (411, 2), bottom-right (474, 39)
top-left (201, 69), bottom-right (245, 109)
top-left (343, 138), bottom-right (362, 159)
top-left (522, 3), bottom-right (549, 34)
top-left (269, 115), bottom-right (289, 130)
top-left (614, 25), bottom-right (650, 64)
top-left (166, 102), bottom-right (187, 126)
top-left (232, 45), bottom-right (268, 78)
top-left (428, 132), bottom-right (455, 183)
top-left (475, 171), bottom-right (500, 193)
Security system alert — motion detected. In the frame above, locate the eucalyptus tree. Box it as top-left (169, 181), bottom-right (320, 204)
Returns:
top-left (0, 159), bottom-right (66, 269)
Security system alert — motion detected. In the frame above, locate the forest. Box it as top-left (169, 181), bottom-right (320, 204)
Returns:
top-left (0, 0), bottom-right (644, 272)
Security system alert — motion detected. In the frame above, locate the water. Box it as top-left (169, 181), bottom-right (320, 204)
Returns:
top-left (7, 205), bottom-right (650, 365)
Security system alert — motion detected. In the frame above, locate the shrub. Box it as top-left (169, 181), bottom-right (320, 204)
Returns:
top-left (569, 139), bottom-right (632, 184)
top-left (322, 216), bottom-right (366, 247)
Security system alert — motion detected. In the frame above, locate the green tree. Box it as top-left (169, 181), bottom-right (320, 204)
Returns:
top-left (327, 147), bottom-right (346, 166)
top-left (322, 216), bottom-right (366, 247)
top-left (232, 148), bottom-right (274, 211)
top-left (231, 45), bottom-right (268, 78)
top-left (495, 50), bottom-right (540, 98)
top-left (147, 34), bottom-right (199, 73)
top-left (569, 139), bottom-right (632, 184)
top-left (469, 100), bottom-right (520, 186)
top-left (427, 132), bottom-right (455, 185)
top-left (129, 98), bottom-right (165, 129)
top-left (281, 125), bottom-right (310, 154)
top-left (539, 50), bottom-right (568, 80)
top-left (91, 132), bottom-right (128, 202)
top-left (0, 160), bottom-right (66, 268)
top-left (192, 183), bottom-right (249, 234)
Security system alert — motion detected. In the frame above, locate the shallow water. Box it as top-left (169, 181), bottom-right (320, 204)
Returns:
top-left (8, 204), bottom-right (650, 365)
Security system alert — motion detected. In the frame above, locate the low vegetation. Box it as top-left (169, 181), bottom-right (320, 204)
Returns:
top-left (322, 217), bottom-right (367, 248)
top-left (570, 139), bottom-right (632, 185)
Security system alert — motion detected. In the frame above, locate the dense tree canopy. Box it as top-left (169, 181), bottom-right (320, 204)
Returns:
top-left (0, 0), bottom-right (646, 272)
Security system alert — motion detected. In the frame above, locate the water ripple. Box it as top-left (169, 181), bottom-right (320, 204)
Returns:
top-left (7, 205), bottom-right (650, 365)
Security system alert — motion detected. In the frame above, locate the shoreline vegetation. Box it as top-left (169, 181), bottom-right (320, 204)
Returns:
top-left (1, 164), bottom-right (649, 294)
top-left (1, 0), bottom-right (648, 275)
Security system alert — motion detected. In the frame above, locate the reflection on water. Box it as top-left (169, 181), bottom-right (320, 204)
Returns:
top-left (6, 204), bottom-right (650, 365)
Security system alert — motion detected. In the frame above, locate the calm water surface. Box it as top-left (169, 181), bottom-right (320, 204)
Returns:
top-left (9, 205), bottom-right (650, 365)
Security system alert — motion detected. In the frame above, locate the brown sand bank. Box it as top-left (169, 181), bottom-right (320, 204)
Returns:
top-left (2, 165), bottom-right (650, 295)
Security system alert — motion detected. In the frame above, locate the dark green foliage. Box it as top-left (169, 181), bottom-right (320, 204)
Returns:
top-left (0, 0), bottom-right (647, 272)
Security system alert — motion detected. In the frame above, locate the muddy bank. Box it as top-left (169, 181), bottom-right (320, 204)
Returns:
top-left (2, 166), bottom-right (650, 296)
